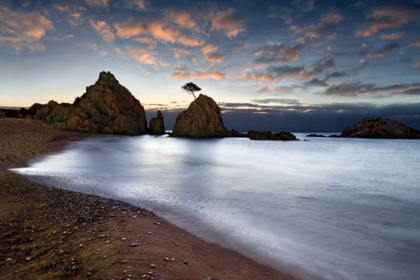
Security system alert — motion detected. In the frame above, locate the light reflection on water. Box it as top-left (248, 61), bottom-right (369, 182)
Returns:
top-left (13, 134), bottom-right (420, 280)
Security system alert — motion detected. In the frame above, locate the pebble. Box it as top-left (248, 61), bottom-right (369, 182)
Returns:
top-left (131, 243), bottom-right (138, 247)
top-left (6, 258), bottom-right (12, 261)
top-left (25, 257), bottom-right (32, 261)
top-left (150, 264), bottom-right (156, 268)
top-left (165, 258), bottom-right (169, 261)
top-left (171, 258), bottom-right (175, 261)
top-left (121, 237), bottom-right (126, 241)
top-left (184, 260), bottom-right (188, 265)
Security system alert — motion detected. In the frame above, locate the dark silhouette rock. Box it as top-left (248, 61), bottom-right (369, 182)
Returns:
top-left (306, 134), bottom-right (327, 137)
top-left (29, 72), bottom-right (148, 135)
top-left (172, 94), bottom-right (229, 138)
top-left (149, 110), bottom-right (165, 135)
top-left (341, 117), bottom-right (420, 139)
top-left (0, 110), bottom-right (5, 118)
top-left (248, 130), bottom-right (297, 141)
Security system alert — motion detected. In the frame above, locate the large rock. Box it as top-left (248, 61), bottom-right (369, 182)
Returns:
top-left (341, 118), bottom-right (420, 139)
top-left (248, 130), bottom-right (297, 141)
top-left (149, 110), bottom-right (165, 135)
top-left (172, 94), bottom-right (229, 138)
top-left (0, 110), bottom-right (5, 118)
top-left (30, 72), bottom-right (148, 135)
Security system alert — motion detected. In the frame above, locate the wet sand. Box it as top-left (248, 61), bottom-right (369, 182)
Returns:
top-left (0, 118), bottom-right (297, 280)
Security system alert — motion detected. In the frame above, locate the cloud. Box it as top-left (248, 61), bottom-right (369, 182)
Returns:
top-left (355, 5), bottom-right (420, 37)
top-left (410, 38), bottom-right (420, 48)
top-left (379, 32), bottom-right (406, 40)
top-left (211, 8), bottom-right (245, 38)
top-left (123, 0), bottom-right (146, 10)
top-left (252, 43), bottom-right (302, 65)
top-left (201, 43), bottom-right (218, 54)
top-left (240, 65), bottom-right (316, 82)
top-left (87, 44), bottom-right (107, 57)
top-left (312, 55), bottom-right (335, 73)
top-left (230, 43), bottom-right (248, 51)
top-left (256, 86), bottom-right (294, 94)
top-left (128, 47), bottom-right (169, 68)
top-left (252, 99), bottom-right (301, 105)
top-left (367, 42), bottom-right (401, 58)
top-left (204, 53), bottom-right (226, 63)
top-left (0, 7), bottom-right (54, 52)
top-left (54, 4), bottom-right (87, 27)
top-left (166, 10), bottom-right (200, 32)
top-left (171, 70), bottom-right (227, 80)
top-left (134, 37), bottom-right (157, 49)
top-left (267, 0), bottom-right (316, 24)
top-left (84, 0), bottom-right (109, 9)
top-left (321, 11), bottom-right (344, 24)
top-left (171, 48), bottom-right (190, 59)
top-left (89, 19), bottom-right (115, 42)
top-left (114, 47), bottom-right (126, 57)
top-left (115, 18), bottom-right (204, 46)
top-left (413, 61), bottom-right (420, 69)
top-left (323, 81), bottom-right (420, 97)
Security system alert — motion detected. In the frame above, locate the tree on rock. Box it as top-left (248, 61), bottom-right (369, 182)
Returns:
top-left (181, 82), bottom-right (201, 101)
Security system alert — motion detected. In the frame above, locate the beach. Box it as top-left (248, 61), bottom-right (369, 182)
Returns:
top-left (0, 118), bottom-right (296, 280)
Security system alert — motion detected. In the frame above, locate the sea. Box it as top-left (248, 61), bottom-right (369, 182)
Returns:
top-left (12, 133), bottom-right (420, 280)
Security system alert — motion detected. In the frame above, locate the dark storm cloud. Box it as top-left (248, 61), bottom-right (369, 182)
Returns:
top-left (323, 81), bottom-right (420, 97)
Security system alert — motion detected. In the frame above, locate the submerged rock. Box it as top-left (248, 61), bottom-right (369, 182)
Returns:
top-left (172, 94), bottom-right (229, 138)
top-left (341, 118), bottom-right (420, 139)
top-left (149, 110), bottom-right (165, 135)
top-left (247, 130), bottom-right (297, 141)
top-left (29, 72), bottom-right (148, 135)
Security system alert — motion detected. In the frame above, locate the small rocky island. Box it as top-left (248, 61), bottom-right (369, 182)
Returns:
top-left (341, 118), bottom-right (420, 139)
top-left (149, 110), bottom-right (165, 135)
top-left (171, 94), bottom-right (297, 140)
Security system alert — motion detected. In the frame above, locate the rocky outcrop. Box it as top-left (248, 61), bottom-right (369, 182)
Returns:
top-left (306, 134), bottom-right (326, 137)
top-left (248, 130), bottom-right (297, 141)
top-left (341, 118), bottom-right (420, 139)
top-left (29, 72), bottom-right (148, 135)
top-left (0, 110), bottom-right (5, 118)
top-left (149, 110), bottom-right (165, 135)
top-left (172, 94), bottom-right (229, 138)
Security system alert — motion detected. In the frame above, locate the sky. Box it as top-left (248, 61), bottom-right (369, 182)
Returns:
top-left (0, 0), bottom-right (419, 131)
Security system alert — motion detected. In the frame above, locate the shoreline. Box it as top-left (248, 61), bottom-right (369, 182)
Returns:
top-left (0, 118), bottom-right (298, 280)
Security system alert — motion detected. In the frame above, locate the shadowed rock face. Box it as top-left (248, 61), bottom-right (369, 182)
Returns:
top-left (248, 130), bottom-right (297, 141)
top-left (0, 110), bottom-right (5, 118)
top-left (30, 72), bottom-right (148, 135)
top-left (341, 118), bottom-right (420, 139)
top-left (149, 110), bottom-right (165, 135)
top-left (172, 94), bottom-right (229, 138)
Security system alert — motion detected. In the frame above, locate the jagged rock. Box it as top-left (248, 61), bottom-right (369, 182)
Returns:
top-left (341, 118), bottom-right (420, 139)
top-left (0, 110), bottom-right (5, 118)
top-left (306, 134), bottom-right (326, 137)
top-left (172, 94), bottom-right (229, 138)
top-left (149, 110), bottom-right (165, 135)
top-left (29, 72), bottom-right (148, 135)
top-left (247, 130), bottom-right (297, 141)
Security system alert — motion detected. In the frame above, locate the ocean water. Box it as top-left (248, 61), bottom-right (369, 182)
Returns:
top-left (12, 134), bottom-right (420, 280)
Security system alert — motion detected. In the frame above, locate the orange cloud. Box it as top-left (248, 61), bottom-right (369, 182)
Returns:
top-left (204, 53), bottom-right (226, 63)
top-left (0, 7), bottom-right (54, 52)
top-left (167, 10), bottom-right (200, 32)
top-left (115, 18), bottom-right (205, 46)
top-left (171, 48), bottom-right (191, 59)
top-left (238, 74), bottom-right (276, 82)
top-left (134, 37), bottom-right (157, 49)
top-left (172, 70), bottom-right (227, 80)
top-left (128, 47), bottom-right (170, 69)
top-left (124, 0), bottom-right (146, 10)
top-left (89, 19), bottom-right (115, 42)
top-left (201, 43), bottom-right (218, 54)
top-left (212, 8), bottom-right (245, 39)
top-left (355, 6), bottom-right (420, 37)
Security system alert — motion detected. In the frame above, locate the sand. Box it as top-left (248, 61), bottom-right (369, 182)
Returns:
top-left (0, 118), bottom-right (297, 280)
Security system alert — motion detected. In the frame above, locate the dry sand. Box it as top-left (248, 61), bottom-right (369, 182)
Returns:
top-left (0, 118), bottom-right (297, 280)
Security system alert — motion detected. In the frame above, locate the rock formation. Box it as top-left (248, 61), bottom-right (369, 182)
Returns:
top-left (0, 110), bottom-right (5, 118)
top-left (29, 72), bottom-right (148, 135)
top-left (149, 110), bottom-right (165, 135)
top-left (341, 118), bottom-right (420, 139)
top-left (248, 130), bottom-right (297, 141)
top-left (172, 94), bottom-right (229, 138)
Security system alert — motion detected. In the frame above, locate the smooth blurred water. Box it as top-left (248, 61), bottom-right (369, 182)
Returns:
top-left (12, 134), bottom-right (420, 280)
